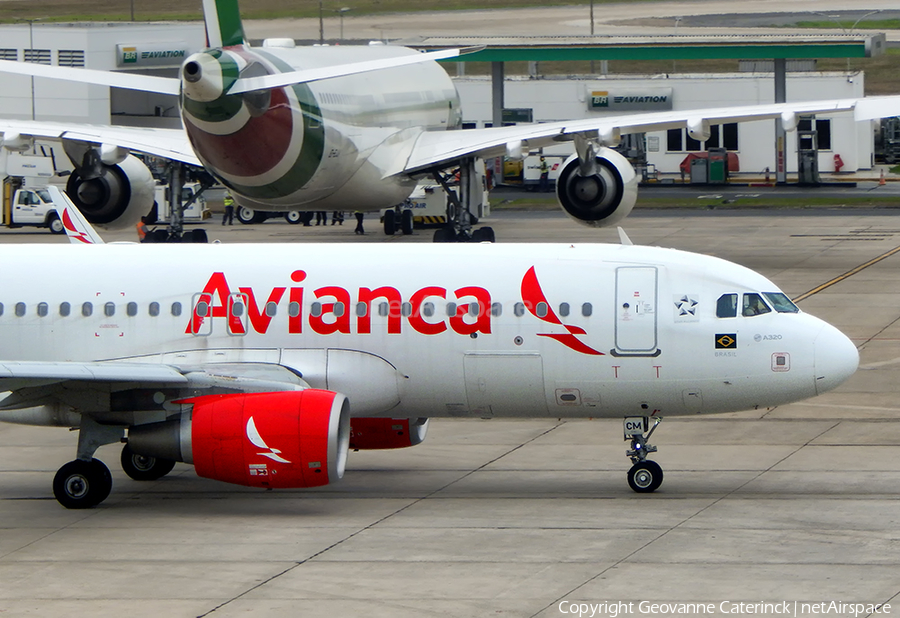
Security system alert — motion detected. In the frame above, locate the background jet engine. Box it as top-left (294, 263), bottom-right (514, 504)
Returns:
top-left (64, 154), bottom-right (155, 229)
top-left (555, 147), bottom-right (639, 227)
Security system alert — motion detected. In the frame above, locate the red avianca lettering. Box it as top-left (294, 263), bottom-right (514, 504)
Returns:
top-left (187, 270), bottom-right (492, 337)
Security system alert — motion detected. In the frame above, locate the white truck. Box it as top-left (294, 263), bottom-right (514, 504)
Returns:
top-left (1, 154), bottom-right (66, 234)
top-left (152, 183), bottom-right (210, 223)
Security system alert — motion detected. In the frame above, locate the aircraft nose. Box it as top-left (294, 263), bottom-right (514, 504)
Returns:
top-left (814, 323), bottom-right (859, 395)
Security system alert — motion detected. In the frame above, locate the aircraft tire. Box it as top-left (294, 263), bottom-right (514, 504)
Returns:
top-left (433, 227), bottom-right (455, 243)
top-left (472, 227), bottom-right (495, 243)
top-left (53, 459), bottom-right (112, 509)
top-left (285, 211), bottom-right (302, 224)
top-left (627, 460), bottom-right (663, 493)
top-left (121, 444), bottom-right (176, 481)
top-left (401, 209), bottom-right (414, 235)
top-left (383, 209), bottom-right (396, 235)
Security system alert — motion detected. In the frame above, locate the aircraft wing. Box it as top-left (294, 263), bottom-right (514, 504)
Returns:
top-left (0, 119), bottom-right (200, 166)
top-left (47, 186), bottom-right (106, 244)
top-left (398, 95), bottom-right (900, 175)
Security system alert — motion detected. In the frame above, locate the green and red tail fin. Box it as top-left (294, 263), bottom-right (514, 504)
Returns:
top-left (202, 0), bottom-right (246, 48)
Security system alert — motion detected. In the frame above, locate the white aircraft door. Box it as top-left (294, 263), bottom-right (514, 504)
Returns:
top-left (464, 352), bottom-right (547, 416)
top-left (614, 266), bottom-right (659, 355)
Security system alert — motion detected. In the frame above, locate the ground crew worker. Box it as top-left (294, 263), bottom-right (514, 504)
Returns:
top-left (222, 192), bottom-right (235, 225)
top-left (136, 216), bottom-right (149, 242)
top-left (354, 211), bottom-right (365, 235)
top-left (539, 156), bottom-right (550, 192)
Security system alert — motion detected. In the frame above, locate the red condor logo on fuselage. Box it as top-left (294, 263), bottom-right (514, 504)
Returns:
top-left (186, 268), bottom-right (604, 355)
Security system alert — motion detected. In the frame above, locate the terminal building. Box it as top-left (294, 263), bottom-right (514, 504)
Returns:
top-left (453, 70), bottom-right (869, 175)
top-left (0, 22), bottom-right (884, 177)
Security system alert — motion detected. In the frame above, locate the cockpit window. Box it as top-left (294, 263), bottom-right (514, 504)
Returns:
top-left (742, 293), bottom-right (771, 317)
top-left (764, 292), bottom-right (799, 313)
top-left (716, 294), bottom-right (738, 318)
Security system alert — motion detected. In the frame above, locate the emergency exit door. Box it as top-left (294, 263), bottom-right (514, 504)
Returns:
top-left (614, 266), bottom-right (659, 355)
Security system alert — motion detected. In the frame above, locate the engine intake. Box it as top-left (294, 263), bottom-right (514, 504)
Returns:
top-left (64, 154), bottom-right (154, 229)
top-left (128, 390), bottom-right (350, 488)
top-left (555, 147), bottom-right (639, 227)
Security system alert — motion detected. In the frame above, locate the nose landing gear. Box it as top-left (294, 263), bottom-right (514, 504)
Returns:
top-left (624, 416), bottom-right (663, 493)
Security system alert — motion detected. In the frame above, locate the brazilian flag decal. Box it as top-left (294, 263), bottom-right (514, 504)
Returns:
top-left (715, 334), bottom-right (737, 349)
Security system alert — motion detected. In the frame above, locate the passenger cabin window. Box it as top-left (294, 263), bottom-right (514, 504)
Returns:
top-left (742, 293), bottom-right (771, 317)
top-left (716, 294), bottom-right (738, 318)
top-left (127, 302), bottom-right (138, 317)
top-left (559, 303), bottom-right (570, 317)
top-left (514, 302), bottom-right (525, 317)
top-left (37, 302), bottom-right (48, 317)
top-left (104, 302), bottom-right (116, 317)
top-left (171, 302), bottom-right (182, 317)
top-left (15, 302), bottom-right (25, 317)
top-left (149, 302), bottom-right (160, 317)
top-left (764, 292), bottom-right (799, 313)
top-left (82, 302), bottom-right (93, 317)
top-left (59, 302), bottom-right (70, 317)
top-left (582, 303), bottom-right (592, 317)
top-left (491, 302), bottom-right (502, 317)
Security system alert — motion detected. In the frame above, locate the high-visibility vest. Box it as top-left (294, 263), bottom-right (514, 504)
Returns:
top-left (223, 195), bottom-right (234, 207)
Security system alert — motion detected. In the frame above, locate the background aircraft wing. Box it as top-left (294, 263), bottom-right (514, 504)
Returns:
top-left (46, 186), bottom-right (106, 244)
top-left (0, 119), bottom-right (200, 166)
top-left (397, 95), bottom-right (900, 175)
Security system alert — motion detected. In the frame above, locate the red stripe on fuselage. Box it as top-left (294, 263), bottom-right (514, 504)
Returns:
top-left (184, 87), bottom-right (294, 178)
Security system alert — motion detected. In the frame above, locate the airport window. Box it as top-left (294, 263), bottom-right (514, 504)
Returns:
top-left (423, 302), bottom-right (434, 318)
top-left (57, 50), bottom-right (85, 67)
top-left (666, 129), bottom-right (682, 152)
top-left (37, 302), bottom-right (48, 317)
top-left (0, 49), bottom-right (17, 61)
top-left (536, 302), bottom-right (548, 318)
top-left (716, 294), bottom-right (737, 318)
top-left (667, 123), bottom-right (739, 152)
top-left (798, 118), bottom-right (832, 151)
top-left (82, 302), bottom-right (93, 317)
top-left (514, 302), bottom-right (525, 317)
top-left (742, 293), bottom-right (771, 317)
top-left (288, 302), bottom-right (301, 318)
top-left (764, 293), bottom-right (799, 314)
top-left (24, 49), bottom-right (51, 65)
top-left (462, 122), bottom-right (477, 130)
top-left (447, 302), bottom-right (457, 317)
top-left (581, 302), bottom-right (592, 317)
top-left (104, 302), bottom-right (115, 317)
top-left (149, 302), bottom-right (160, 317)
top-left (356, 302), bottom-right (367, 317)
top-left (265, 301), bottom-right (278, 317)
top-left (126, 302), bottom-right (138, 317)
top-left (559, 302), bottom-right (570, 317)
top-left (311, 302), bottom-right (322, 317)
top-left (491, 302), bottom-right (502, 317)
top-left (59, 302), bottom-right (70, 317)
top-left (401, 302), bottom-right (411, 317)
top-left (171, 302), bottom-right (182, 317)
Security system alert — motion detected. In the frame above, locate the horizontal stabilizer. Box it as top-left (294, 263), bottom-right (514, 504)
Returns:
top-left (227, 47), bottom-right (475, 94)
top-left (0, 59), bottom-right (180, 95)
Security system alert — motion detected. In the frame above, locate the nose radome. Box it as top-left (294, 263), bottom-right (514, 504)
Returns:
top-left (814, 323), bottom-right (859, 395)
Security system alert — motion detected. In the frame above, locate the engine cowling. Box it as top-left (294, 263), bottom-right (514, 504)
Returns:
top-left (349, 418), bottom-right (429, 450)
top-left (555, 147), bottom-right (639, 227)
top-left (65, 154), bottom-right (155, 229)
top-left (128, 390), bottom-right (350, 488)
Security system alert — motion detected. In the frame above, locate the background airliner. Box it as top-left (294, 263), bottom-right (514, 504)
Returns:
top-left (0, 234), bottom-right (858, 507)
top-left (0, 0), bottom-right (897, 239)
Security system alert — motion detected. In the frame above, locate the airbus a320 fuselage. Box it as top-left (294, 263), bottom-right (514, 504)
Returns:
top-left (0, 242), bottom-right (858, 507)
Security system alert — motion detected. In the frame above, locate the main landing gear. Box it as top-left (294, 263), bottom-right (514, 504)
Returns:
top-left (52, 417), bottom-right (177, 508)
top-left (383, 203), bottom-right (414, 236)
top-left (431, 157), bottom-right (494, 243)
top-left (624, 416), bottom-right (663, 493)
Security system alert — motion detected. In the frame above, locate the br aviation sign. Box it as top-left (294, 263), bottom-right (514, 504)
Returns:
top-left (588, 87), bottom-right (673, 112)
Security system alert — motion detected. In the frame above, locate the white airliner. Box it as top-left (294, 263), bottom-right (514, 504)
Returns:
top-left (0, 0), bottom-right (897, 239)
top-left (0, 233), bottom-right (858, 507)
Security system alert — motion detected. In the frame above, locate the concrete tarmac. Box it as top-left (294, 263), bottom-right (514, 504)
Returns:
top-left (1, 209), bottom-right (899, 617)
